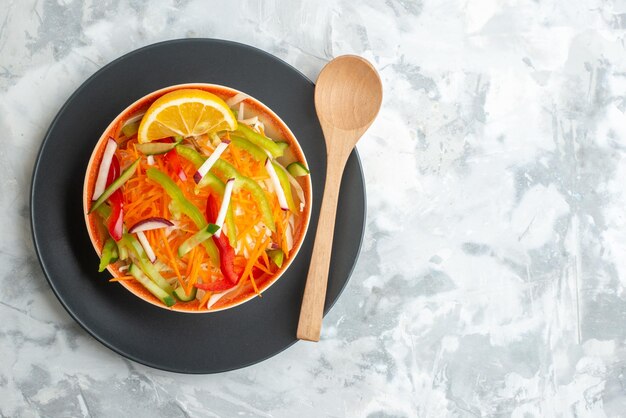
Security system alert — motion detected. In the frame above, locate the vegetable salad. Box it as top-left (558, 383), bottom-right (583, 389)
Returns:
top-left (86, 88), bottom-right (310, 310)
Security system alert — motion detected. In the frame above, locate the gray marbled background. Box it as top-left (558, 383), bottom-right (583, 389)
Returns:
top-left (3, 0), bottom-right (626, 416)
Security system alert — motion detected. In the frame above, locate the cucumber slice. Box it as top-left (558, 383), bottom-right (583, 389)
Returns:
top-left (287, 162), bottom-right (310, 177)
top-left (129, 264), bottom-right (176, 307)
top-left (95, 202), bottom-right (112, 220)
top-left (267, 249), bottom-right (285, 268)
top-left (122, 122), bottom-right (139, 138)
top-left (174, 285), bottom-right (197, 302)
top-left (178, 224), bottom-right (220, 257)
top-left (136, 140), bottom-right (180, 155)
top-left (99, 238), bottom-right (118, 272)
top-left (121, 233), bottom-right (174, 295)
top-left (117, 242), bottom-right (129, 261)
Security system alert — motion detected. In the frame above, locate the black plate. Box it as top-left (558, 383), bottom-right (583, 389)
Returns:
top-left (30, 39), bottom-right (366, 373)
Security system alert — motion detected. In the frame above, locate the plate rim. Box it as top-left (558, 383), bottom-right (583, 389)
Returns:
top-left (30, 38), bottom-right (367, 374)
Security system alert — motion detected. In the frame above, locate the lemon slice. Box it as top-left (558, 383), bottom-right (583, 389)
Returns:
top-left (137, 89), bottom-right (237, 143)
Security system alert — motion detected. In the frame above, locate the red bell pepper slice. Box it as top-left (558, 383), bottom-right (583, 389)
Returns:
top-left (207, 194), bottom-right (239, 284)
top-left (163, 149), bottom-right (187, 181)
top-left (194, 268), bottom-right (264, 292)
top-left (105, 156), bottom-right (124, 241)
top-left (155, 138), bottom-right (187, 181)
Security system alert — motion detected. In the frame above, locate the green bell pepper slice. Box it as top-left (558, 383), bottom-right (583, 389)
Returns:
top-left (287, 162), bottom-right (310, 177)
top-left (145, 168), bottom-right (220, 265)
top-left (272, 161), bottom-right (297, 213)
top-left (236, 124), bottom-right (284, 158)
top-left (196, 172), bottom-right (226, 194)
top-left (267, 249), bottom-right (284, 268)
top-left (230, 135), bottom-right (266, 161)
top-left (175, 145), bottom-right (205, 167)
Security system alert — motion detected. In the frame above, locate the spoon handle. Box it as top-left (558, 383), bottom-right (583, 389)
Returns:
top-left (297, 155), bottom-right (346, 341)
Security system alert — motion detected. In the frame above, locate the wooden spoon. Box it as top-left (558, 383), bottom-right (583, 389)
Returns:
top-left (297, 55), bottom-right (383, 341)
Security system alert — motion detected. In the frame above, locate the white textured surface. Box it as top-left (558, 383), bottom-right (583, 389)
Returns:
top-left (3, 0), bottom-right (626, 416)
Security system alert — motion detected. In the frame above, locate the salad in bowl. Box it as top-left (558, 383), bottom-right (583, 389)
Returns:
top-left (83, 84), bottom-right (312, 312)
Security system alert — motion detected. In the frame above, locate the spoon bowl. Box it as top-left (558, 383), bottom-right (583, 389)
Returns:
top-left (315, 56), bottom-right (383, 132)
top-left (297, 55), bottom-right (382, 341)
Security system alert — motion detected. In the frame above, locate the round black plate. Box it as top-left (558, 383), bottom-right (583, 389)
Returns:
top-left (30, 39), bottom-right (366, 373)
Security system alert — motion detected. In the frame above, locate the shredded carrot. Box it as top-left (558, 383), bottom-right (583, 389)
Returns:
top-left (160, 229), bottom-right (184, 288)
top-left (234, 255), bottom-right (247, 269)
top-left (186, 248), bottom-right (204, 294)
top-left (249, 268), bottom-right (260, 296)
top-left (126, 191), bottom-right (160, 209)
top-left (260, 249), bottom-right (270, 269)
top-left (145, 231), bottom-right (172, 269)
top-left (236, 220), bottom-right (261, 242)
top-left (240, 235), bottom-right (270, 287)
top-left (109, 275), bottom-right (134, 282)
top-left (230, 145), bottom-right (242, 170)
top-left (156, 154), bottom-right (166, 172)
top-left (131, 143), bottom-right (139, 160)
top-left (253, 262), bottom-right (271, 275)
top-left (185, 246), bottom-right (196, 278)
top-left (271, 203), bottom-right (287, 254)
top-left (161, 188), bottom-right (167, 216)
top-left (160, 273), bottom-right (178, 279)
top-left (125, 183), bottom-right (161, 202)
top-left (162, 194), bottom-right (169, 219)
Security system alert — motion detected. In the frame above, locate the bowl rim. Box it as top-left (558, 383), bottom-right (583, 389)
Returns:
top-left (82, 82), bottom-right (313, 313)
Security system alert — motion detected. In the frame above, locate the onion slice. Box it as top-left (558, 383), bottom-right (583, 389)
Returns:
top-left (214, 178), bottom-right (235, 237)
top-left (239, 116), bottom-right (258, 126)
top-left (226, 92), bottom-right (248, 107)
top-left (285, 221), bottom-right (294, 252)
top-left (207, 290), bottom-right (232, 309)
top-left (238, 102), bottom-right (245, 121)
top-left (92, 138), bottom-right (118, 200)
top-left (129, 217), bottom-right (175, 233)
top-left (253, 121), bottom-right (265, 134)
top-left (265, 158), bottom-right (289, 211)
top-left (136, 231), bottom-right (156, 263)
top-left (122, 112), bottom-right (145, 127)
top-left (194, 140), bottom-right (230, 183)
